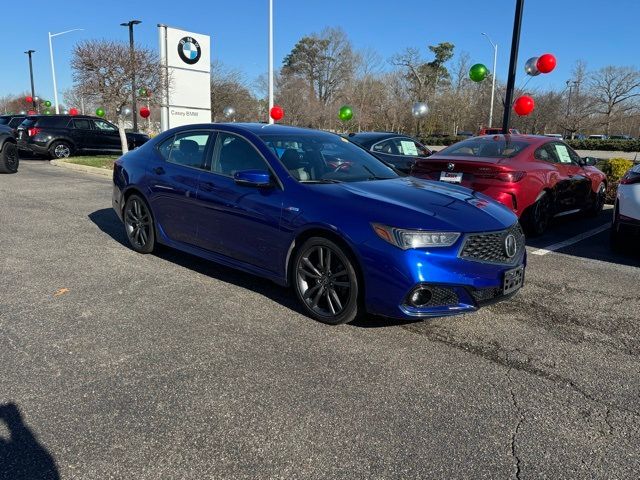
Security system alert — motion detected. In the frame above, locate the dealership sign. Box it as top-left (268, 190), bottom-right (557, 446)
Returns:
top-left (158, 25), bottom-right (211, 130)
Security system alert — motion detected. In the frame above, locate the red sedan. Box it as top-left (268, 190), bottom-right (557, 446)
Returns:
top-left (411, 135), bottom-right (607, 235)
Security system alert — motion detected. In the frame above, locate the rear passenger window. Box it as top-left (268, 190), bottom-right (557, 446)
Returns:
top-left (8, 117), bottom-right (25, 128)
top-left (35, 116), bottom-right (71, 128)
top-left (166, 132), bottom-right (212, 169)
top-left (73, 119), bottom-right (92, 130)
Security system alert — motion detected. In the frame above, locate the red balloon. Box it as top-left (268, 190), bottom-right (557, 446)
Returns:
top-left (513, 96), bottom-right (535, 116)
top-left (25, 96), bottom-right (33, 103)
top-left (139, 106), bottom-right (151, 118)
top-left (69, 108), bottom-right (79, 116)
top-left (27, 110), bottom-right (36, 115)
top-left (536, 54), bottom-right (556, 74)
top-left (270, 105), bottom-right (284, 121)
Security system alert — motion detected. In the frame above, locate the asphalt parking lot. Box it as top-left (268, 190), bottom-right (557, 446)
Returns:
top-left (1, 160), bottom-right (639, 479)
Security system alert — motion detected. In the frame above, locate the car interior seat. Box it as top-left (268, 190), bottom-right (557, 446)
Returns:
top-left (177, 139), bottom-right (201, 168)
top-left (219, 138), bottom-right (265, 175)
top-left (478, 142), bottom-right (502, 157)
top-left (280, 148), bottom-right (309, 180)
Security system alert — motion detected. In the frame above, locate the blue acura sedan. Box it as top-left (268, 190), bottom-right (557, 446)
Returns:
top-left (112, 123), bottom-right (526, 324)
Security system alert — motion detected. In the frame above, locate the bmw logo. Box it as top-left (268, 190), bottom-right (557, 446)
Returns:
top-left (178, 36), bottom-right (201, 65)
top-left (504, 234), bottom-right (517, 258)
top-left (447, 163), bottom-right (455, 171)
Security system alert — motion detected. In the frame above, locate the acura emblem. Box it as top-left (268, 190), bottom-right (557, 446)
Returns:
top-left (447, 163), bottom-right (455, 171)
top-left (504, 234), bottom-right (517, 258)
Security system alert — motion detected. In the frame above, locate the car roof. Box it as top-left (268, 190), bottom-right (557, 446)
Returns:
top-left (448, 134), bottom-right (555, 147)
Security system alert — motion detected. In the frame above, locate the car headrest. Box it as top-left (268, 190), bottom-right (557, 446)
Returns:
top-left (280, 149), bottom-right (301, 169)
top-left (179, 139), bottom-right (199, 155)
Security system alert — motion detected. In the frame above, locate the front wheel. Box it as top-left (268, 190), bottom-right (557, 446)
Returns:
top-left (0, 142), bottom-right (19, 173)
top-left (123, 194), bottom-right (156, 254)
top-left (292, 237), bottom-right (362, 325)
top-left (586, 182), bottom-right (606, 217)
top-left (524, 192), bottom-right (551, 236)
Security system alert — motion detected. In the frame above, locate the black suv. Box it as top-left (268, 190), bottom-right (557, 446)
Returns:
top-left (348, 132), bottom-right (432, 173)
top-left (17, 115), bottom-right (150, 159)
top-left (0, 114), bottom-right (27, 136)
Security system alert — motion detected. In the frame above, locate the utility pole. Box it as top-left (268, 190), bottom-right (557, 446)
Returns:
top-left (501, 0), bottom-right (525, 134)
top-left (121, 20), bottom-right (142, 132)
top-left (24, 50), bottom-right (37, 111)
top-left (268, 0), bottom-right (274, 124)
top-left (481, 33), bottom-right (498, 127)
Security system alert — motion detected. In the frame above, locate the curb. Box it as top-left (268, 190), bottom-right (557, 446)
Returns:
top-left (50, 159), bottom-right (113, 178)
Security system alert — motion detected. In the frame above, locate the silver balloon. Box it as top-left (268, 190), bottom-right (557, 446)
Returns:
top-left (524, 57), bottom-right (541, 76)
top-left (123, 107), bottom-right (132, 116)
top-left (34, 96), bottom-right (40, 102)
top-left (19, 110), bottom-right (26, 115)
top-left (223, 106), bottom-right (236, 118)
top-left (412, 102), bottom-right (429, 118)
top-left (62, 110), bottom-right (69, 114)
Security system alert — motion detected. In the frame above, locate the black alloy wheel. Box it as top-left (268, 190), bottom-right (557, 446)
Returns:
top-left (123, 194), bottom-right (156, 254)
top-left (527, 192), bottom-right (551, 236)
top-left (293, 237), bottom-right (361, 325)
top-left (586, 183), bottom-right (606, 217)
top-left (0, 142), bottom-right (19, 173)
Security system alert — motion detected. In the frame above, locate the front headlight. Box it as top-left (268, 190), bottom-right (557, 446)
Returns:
top-left (372, 223), bottom-right (460, 249)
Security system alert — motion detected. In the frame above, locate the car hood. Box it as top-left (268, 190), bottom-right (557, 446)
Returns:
top-left (326, 177), bottom-right (517, 232)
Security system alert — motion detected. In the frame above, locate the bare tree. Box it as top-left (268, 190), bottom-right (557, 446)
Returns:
top-left (210, 61), bottom-right (260, 122)
top-left (71, 40), bottom-right (163, 152)
top-left (589, 66), bottom-right (640, 136)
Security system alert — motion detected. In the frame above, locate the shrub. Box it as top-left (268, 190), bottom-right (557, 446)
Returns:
top-left (421, 136), bottom-right (463, 147)
top-left (566, 139), bottom-right (640, 152)
top-left (598, 158), bottom-right (634, 204)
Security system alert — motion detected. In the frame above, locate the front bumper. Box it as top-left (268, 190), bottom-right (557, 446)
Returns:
top-left (359, 236), bottom-right (526, 320)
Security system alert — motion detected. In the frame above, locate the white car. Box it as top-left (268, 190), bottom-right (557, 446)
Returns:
top-left (611, 163), bottom-right (640, 248)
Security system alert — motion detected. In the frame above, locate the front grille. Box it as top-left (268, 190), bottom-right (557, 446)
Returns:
top-left (470, 287), bottom-right (503, 304)
top-left (459, 223), bottom-right (525, 265)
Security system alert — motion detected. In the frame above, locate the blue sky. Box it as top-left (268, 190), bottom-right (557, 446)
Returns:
top-left (1, 0), bottom-right (638, 101)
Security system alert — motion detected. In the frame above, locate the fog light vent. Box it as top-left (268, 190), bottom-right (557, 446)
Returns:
top-left (409, 287), bottom-right (433, 307)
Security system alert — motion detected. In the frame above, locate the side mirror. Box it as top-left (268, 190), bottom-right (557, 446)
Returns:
top-left (234, 169), bottom-right (273, 188)
top-left (582, 156), bottom-right (598, 167)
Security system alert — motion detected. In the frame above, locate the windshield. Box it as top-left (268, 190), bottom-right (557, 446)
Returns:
top-left (0, 117), bottom-right (10, 125)
top-left (259, 132), bottom-right (399, 183)
top-left (437, 137), bottom-right (530, 159)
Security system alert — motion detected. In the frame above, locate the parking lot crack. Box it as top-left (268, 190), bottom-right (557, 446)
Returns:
top-left (507, 367), bottom-right (524, 480)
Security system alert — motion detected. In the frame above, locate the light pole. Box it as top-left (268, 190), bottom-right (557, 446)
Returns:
top-left (481, 33), bottom-right (498, 127)
top-left (501, 0), bottom-right (525, 134)
top-left (565, 80), bottom-right (578, 139)
top-left (268, 0), bottom-right (274, 124)
top-left (49, 28), bottom-right (84, 114)
top-left (24, 50), bottom-right (37, 111)
top-left (121, 20), bottom-right (142, 132)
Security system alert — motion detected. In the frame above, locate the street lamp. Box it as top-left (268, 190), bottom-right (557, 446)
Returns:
top-left (501, 0), bottom-right (525, 134)
top-left (49, 28), bottom-right (84, 114)
top-left (121, 20), bottom-right (142, 132)
top-left (24, 50), bottom-right (37, 111)
top-left (481, 33), bottom-right (498, 127)
top-left (268, 0), bottom-right (274, 124)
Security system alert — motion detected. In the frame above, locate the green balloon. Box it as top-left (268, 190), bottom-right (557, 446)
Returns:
top-left (469, 63), bottom-right (489, 82)
top-left (44, 110), bottom-right (51, 115)
top-left (44, 100), bottom-right (52, 107)
top-left (138, 87), bottom-right (147, 97)
top-left (95, 108), bottom-right (105, 117)
top-left (338, 105), bottom-right (353, 122)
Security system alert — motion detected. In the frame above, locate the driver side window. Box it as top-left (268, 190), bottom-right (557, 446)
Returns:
top-left (211, 133), bottom-right (269, 176)
top-left (93, 119), bottom-right (117, 132)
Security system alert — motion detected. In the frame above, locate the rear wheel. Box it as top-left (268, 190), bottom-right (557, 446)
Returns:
top-left (123, 194), bottom-right (156, 254)
top-left (0, 142), bottom-right (19, 173)
top-left (49, 141), bottom-right (73, 159)
top-left (525, 192), bottom-right (551, 236)
top-left (586, 182), bottom-right (606, 217)
top-left (292, 237), bottom-right (361, 325)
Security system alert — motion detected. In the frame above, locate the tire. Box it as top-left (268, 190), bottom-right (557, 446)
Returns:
top-left (610, 205), bottom-right (625, 252)
top-left (292, 237), bottom-right (362, 325)
top-left (586, 182), bottom-right (606, 217)
top-left (123, 194), bottom-right (156, 254)
top-left (49, 141), bottom-right (73, 159)
top-left (0, 142), bottom-right (19, 173)
top-left (524, 192), bottom-right (551, 236)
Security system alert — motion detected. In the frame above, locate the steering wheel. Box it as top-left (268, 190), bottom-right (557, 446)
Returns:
top-left (332, 162), bottom-right (351, 173)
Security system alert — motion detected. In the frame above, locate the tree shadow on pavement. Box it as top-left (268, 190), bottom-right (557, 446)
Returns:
top-left (0, 403), bottom-right (60, 480)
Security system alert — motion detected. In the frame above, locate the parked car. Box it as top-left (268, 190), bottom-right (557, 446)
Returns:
top-left (609, 134), bottom-right (632, 140)
top-left (588, 134), bottom-right (608, 140)
top-left (16, 115), bottom-right (149, 159)
top-left (0, 114), bottom-right (27, 136)
top-left (411, 135), bottom-right (607, 235)
top-left (0, 124), bottom-right (18, 173)
top-left (478, 127), bottom-right (520, 136)
top-left (347, 132), bottom-right (432, 173)
top-left (457, 131), bottom-right (474, 138)
top-left (544, 133), bottom-right (564, 139)
top-left (113, 123), bottom-right (526, 324)
top-left (611, 163), bottom-right (640, 249)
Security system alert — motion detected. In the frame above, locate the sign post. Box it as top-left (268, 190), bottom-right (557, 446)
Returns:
top-left (158, 25), bottom-right (211, 131)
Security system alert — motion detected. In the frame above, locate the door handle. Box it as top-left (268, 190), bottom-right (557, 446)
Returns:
top-left (200, 181), bottom-right (216, 192)
top-left (153, 167), bottom-right (165, 175)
